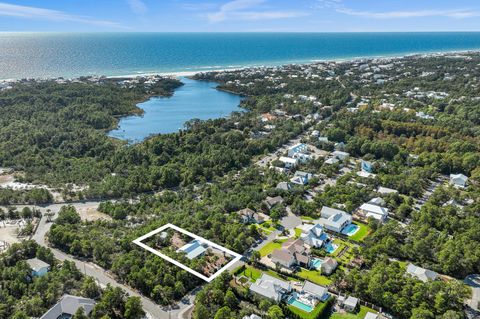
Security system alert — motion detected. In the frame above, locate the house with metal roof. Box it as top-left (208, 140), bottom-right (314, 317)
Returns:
top-left (249, 273), bottom-right (292, 302)
top-left (406, 263), bottom-right (438, 282)
top-left (26, 258), bottom-right (51, 277)
top-left (319, 206), bottom-right (352, 233)
top-left (177, 240), bottom-right (208, 260)
top-left (301, 281), bottom-right (329, 301)
top-left (358, 203), bottom-right (389, 222)
top-left (40, 294), bottom-right (96, 319)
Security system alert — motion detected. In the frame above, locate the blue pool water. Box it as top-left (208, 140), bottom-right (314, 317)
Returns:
top-left (108, 77), bottom-right (243, 142)
top-left (288, 297), bottom-right (314, 313)
top-left (342, 224), bottom-right (360, 236)
top-left (2, 32), bottom-right (480, 79)
top-left (311, 258), bottom-right (323, 270)
top-left (325, 243), bottom-right (338, 254)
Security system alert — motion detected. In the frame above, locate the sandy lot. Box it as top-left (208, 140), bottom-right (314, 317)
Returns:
top-left (0, 220), bottom-right (26, 252)
top-left (77, 205), bottom-right (111, 221)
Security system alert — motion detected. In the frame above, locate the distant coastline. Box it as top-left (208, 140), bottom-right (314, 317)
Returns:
top-left (2, 32), bottom-right (480, 80)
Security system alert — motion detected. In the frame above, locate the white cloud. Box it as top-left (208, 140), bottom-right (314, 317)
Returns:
top-left (0, 2), bottom-right (123, 27)
top-left (126, 0), bottom-right (147, 15)
top-left (208, 0), bottom-right (307, 22)
top-left (336, 8), bottom-right (479, 19)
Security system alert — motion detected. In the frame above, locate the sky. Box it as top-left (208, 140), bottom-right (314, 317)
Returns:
top-left (1, 0), bottom-right (480, 32)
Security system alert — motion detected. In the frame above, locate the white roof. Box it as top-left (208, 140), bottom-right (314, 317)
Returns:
top-left (450, 173), bottom-right (468, 182)
top-left (344, 296), bottom-right (359, 307)
top-left (364, 312), bottom-right (378, 319)
top-left (41, 295), bottom-right (96, 319)
top-left (321, 206), bottom-right (347, 219)
top-left (302, 281), bottom-right (328, 298)
top-left (377, 186), bottom-right (398, 194)
top-left (250, 274), bottom-right (291, 300)
top-left (406, 263), bottom-right (438, 282)
top-left (368, 197), bottom-right (385, 206)
top-left (360, 203), bottom-right (388, 217)
top-left (26, 258), bottom-right (50, 272)
top-left (243, 315), bottom-right (262, 319)
top-left (279, 156), bottom-right (298, 164)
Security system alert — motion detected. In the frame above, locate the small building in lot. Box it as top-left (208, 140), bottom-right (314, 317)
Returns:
top-left (344, 296), bottom-right (359, 312)
top-left (250, 273), bottom-right (292, 302)
top-left (178, 240), bottom-right (208, 260)
top-left (406, 263), bottom-right (438, 282)
top-left (449, 173), bottom-right (468, 188)
top-left (26, 258), bottom-right (51, 277)
top-left (40, 295), bottom-right (96, 319)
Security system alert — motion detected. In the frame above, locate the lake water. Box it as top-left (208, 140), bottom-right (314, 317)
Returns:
top-left (108, 77), bottom-right (242, 142)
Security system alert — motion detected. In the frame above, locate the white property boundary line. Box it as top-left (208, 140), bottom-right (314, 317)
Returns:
top-left (132, 223), bottom-right (243, 282)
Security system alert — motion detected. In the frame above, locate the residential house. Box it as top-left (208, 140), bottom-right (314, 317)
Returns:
top-left (279, 156), bottom-right (298, 169)
top-left (332, 151), bottom-right (350, 161)
top-left (178, 240), bottom-right (207, 260)
top-left (321, 257), bottom-right (338, 275)
top-left (26, 258), bottom-right (50, 277)
top-left (271, 238), bottom-right (311, 269)
top-left (406, 263), bottom-right (438, 282)
top-left (356, 171), bottom-right (376, 179)
top-left (319, 206), bottom-right (352, 233)
top-left (301, 281), bottom-right (329, 301)
top-left (324, 157), bottom-right (340, 165)
top-left (364, 312), bottom-right (378, 319)
top-left (276, 181), bottom-right (292, 191)
top-left (271, 249), bottom-right (296, 268)
top-left (344, 296), bottom-right (359, 312)
top-left (237, 208), bottom-right (265, 224)
top-left (368, 197), bottom-right (386, 206)
top-left (264, 196), bottom-right (284, 210)
top-left (361, 160), bottom-right (373, 173)
top-left (40, 295), bottom-right (96, 319)
top-left (318, 136), bottom-right (329, 143)
top-left (450, 173), bottom-right (468, 188)
top-left (300, 224), bottom-right (328, 248)
top-left (358, 203), bottom-right (389, 222)
top-left (250, 273), bottom-right (292, 302)
top-left (288, 143), bottom-right (308, 157)
top-left (290, 171), bottom-right (313, 186)
top-left (376, 186), bottom-right (398, 195)
top-left (243, 315), bottom-right (262, 319)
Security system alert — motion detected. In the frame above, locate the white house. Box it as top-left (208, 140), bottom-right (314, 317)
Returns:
top-left (288, 143), bottom-right (308, 157)
top-left (324, 157), bottom-right (340, 165)
top-left (319, 206), bottom-right (352, 233)
top-left (279, 156), bottom-right (298, 169)
top-left (344, 296), bottom-right (359, 312)
top-left (377, 186), bottom-right (398, 194)
top-left (364, 312), bottom-right (378, 319)
top-left (300, 224), bottom-right (329, 248)
top-left (26, 258), bottom-right (50, 277)
top-left (332, 151), bottom-right (350, 161)
top-left (450, 173), bottom-right (468, 188)
top-left (301, 281), bottom-right (329, 301)
top-left (178, 240), bottom-right (207, 260)
top-left (358, 203), bottom-right (389, 222)
top-left (40, 295), bottom-right (96, 319)
top-left (406, 263), bottom-right (438, 282)
top-left (243, 315), bottom-right (262, 319)
top-left (250, 274), bottom-right (292, 302)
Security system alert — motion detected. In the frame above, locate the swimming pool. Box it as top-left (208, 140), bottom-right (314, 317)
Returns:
top-left (342, 224), bottom-right (360, 236)
top-left (325, 242), bottom-right (338, 254)
top-left (311, 258), bottom-right (323, 270)
top-left (288, 297), bottom-right (314, 312)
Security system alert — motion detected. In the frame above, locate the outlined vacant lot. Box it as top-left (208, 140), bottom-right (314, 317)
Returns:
top-left (133, 223), bottom-right (242, 282)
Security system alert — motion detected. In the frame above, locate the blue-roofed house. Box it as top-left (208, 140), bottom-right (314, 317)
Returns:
top-left (361, 160), bottom-right (373, 173)
top-left (178, 240), bottom-right (207, 260)
top-left (288, 143), bottom-right (308, 157)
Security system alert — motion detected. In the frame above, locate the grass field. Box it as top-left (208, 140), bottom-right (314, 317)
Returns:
top-left (295, 228), bottom-right (303, 238)
top-left (288, 297), bottom-right (332, 319)
top-left (258, 238), bottom-right (288, 256)
top-left (235, 265), bottom-right (297, 282)
top-left (297, 268), bottom-right (333, 286)
top-left (329, 306), bottom-right (377, 319)
top-left (348, 222), bottom-right (371, 242)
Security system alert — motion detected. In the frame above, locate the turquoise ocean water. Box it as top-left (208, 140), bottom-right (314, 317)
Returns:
top-left (1, 32), bottom-right (480, 79)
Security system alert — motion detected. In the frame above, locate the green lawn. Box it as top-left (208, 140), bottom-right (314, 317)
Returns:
top-left (288, 297), bottom-right (332, 319)
top-left (349, 223), bottom-right (371, 242)
top-left (258, 239), bottom-right (288, 257)
top-left (332, 238), bottom-right (359, 265)
top-left (295, 228), bottom-right (303, 238)
top-left (235, 265), bottom-right (263, 282)
top-left (297, 268), bottom-right (332, 286)
top-left (329, 306), bottom-right (377, 319)
top-left (301, 216), bottom-right (316, 221)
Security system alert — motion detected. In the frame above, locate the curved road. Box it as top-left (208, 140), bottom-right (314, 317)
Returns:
top-left (30, 202), bottom-right (195, 319)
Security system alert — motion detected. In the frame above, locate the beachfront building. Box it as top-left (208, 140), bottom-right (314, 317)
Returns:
top-left (450, 173), bottom-right (468, 188)
top-left (26, 258), bottom-right (50, 277)
top-left (357, 203), bottom-right (389, 222)
top-left (406, 263), bottom-right (439, 282)
top-left (319, 206), bottom-right (352, 233)
top-left (177, 240), bottom-right (207, 260)
top-left (40, 295), bottom-right (96, 319)
top-left (250, 273), bottom-right (292, 302)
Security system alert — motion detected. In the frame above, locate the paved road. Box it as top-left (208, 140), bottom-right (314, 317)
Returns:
top-left (29, 202), bottom-right (193, 319)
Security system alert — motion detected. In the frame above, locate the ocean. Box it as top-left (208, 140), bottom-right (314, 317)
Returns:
top-left (1, 32), bottom-right (480, 80)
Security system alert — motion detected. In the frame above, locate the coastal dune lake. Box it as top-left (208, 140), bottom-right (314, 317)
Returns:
top-left (108, 77), bottom-right (243, 142)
